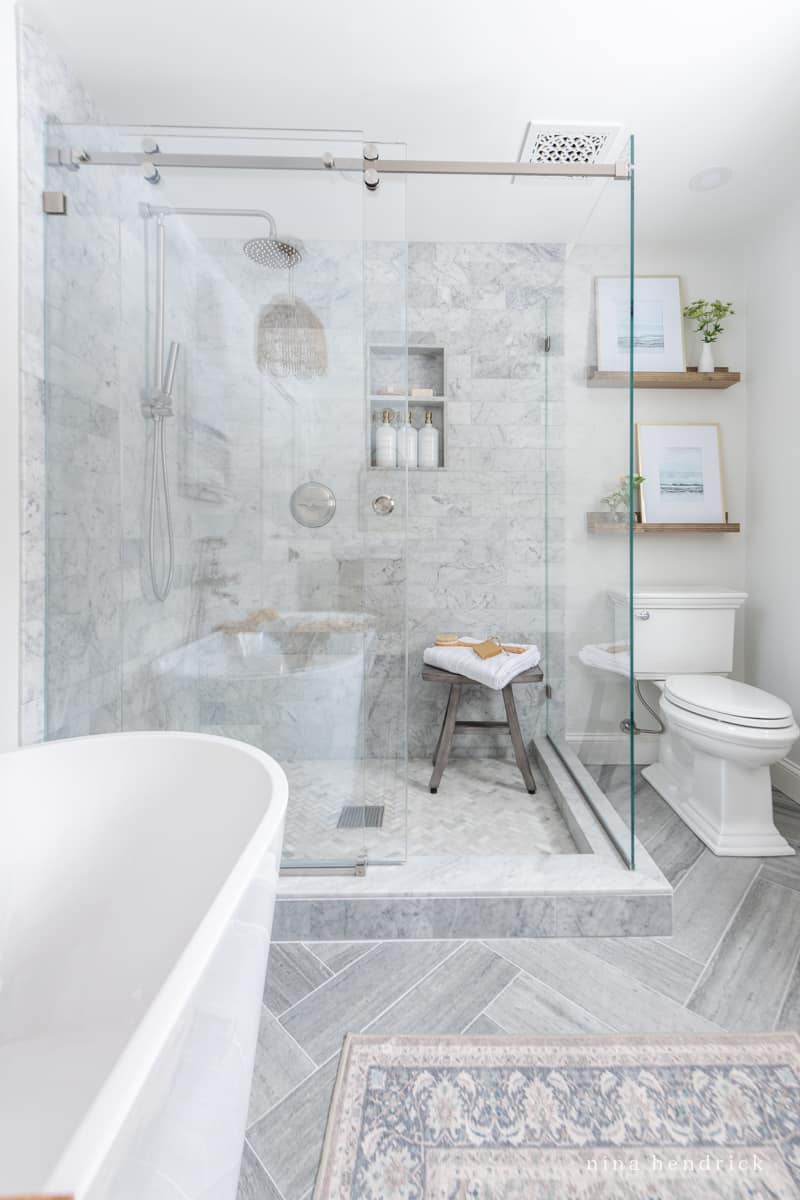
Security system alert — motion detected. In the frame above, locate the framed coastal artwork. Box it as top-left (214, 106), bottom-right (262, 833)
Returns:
top-left (595, 276), bottom-right (685, 372)
top-left (636, 423), bottom-right (725, 524)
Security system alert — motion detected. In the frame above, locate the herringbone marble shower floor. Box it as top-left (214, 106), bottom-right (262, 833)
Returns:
top-left (281, 756), bottom-right (577, 862)
top-left (239, 775), bottom-right (800, 1200)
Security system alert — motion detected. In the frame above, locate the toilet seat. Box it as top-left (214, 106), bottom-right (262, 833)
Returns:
top-left (664, 674), bottom-right (795, 730)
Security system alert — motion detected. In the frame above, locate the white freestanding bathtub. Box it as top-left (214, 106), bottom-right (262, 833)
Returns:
top-left (0, 732), bottom-right (287, 1200)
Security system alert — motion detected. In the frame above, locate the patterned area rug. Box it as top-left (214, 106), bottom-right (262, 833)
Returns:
top-left (314, 1033), bottom-right (800, 1198)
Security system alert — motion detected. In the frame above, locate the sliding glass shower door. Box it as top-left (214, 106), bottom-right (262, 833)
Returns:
top-left (544, 134), bottom-right (637, 865)
top-left (43, 125), bottom-right (409, 868)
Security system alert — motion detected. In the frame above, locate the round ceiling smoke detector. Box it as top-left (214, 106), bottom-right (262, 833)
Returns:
top-left (689, 167), bottom-right (733, 192)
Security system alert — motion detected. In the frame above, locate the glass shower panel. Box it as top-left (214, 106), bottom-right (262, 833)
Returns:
top-left (544, 143), bottom-right (636, 864)
top-left (43, 125), bottom-right (408, 869)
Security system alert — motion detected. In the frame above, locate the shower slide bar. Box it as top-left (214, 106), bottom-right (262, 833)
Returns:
top-left (46, 146), bottom-right (632, 181)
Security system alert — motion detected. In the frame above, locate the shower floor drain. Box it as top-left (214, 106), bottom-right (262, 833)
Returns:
top-left (337, 805), bottom-right (385, 829)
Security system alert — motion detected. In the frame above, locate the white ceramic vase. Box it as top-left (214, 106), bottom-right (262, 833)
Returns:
top-left (698, 342), bottom-right (715, 373)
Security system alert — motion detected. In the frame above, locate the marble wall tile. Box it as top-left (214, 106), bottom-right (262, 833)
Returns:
top-left (21, 14), bottom-right (564, 779)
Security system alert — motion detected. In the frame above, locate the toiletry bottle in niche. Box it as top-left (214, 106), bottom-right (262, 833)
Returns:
top-left (376, 408), bottom-right (397, 468)
top-left (417, 410), bottom-right (440, 469)
top-left (397, 410), bottom-right (418, 469)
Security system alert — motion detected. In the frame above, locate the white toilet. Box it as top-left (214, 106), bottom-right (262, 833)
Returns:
top-left (610, 587), bottom-right (799, 857)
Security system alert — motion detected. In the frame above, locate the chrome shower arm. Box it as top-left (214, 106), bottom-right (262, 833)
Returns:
top-left (141, 204), bottom-right (278, 238)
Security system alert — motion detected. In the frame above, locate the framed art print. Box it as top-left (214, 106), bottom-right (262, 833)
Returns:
top-left (596, 276), bottom-right (686, 373)
top-left (636, 422), bottom-right (726, 524)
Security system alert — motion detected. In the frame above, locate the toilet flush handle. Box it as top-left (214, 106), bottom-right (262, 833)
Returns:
top-left (634, 609), bottom-right (651, 620)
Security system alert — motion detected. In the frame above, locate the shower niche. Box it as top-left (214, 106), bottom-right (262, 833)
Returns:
top-left (368, 342), bottom-right (446, 469)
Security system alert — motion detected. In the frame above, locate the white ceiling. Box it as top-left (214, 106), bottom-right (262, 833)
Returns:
top-left (26, 0), bottom-right (800, 245)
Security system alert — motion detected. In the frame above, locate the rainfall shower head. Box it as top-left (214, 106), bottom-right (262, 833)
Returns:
top-left (141, 204), bottom-right (302, 267)
top-left (243, 236), bottom-right (302, 269)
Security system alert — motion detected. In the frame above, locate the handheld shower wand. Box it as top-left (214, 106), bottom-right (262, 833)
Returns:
top-left (146, 336), bottom-right (179, 602)
top-left (142, 202), bottom-right (298, 601)
top-left (144, 204), bottom-right (178, 601)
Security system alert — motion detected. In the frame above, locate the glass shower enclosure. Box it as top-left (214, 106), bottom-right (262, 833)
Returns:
top-left (42, 126), bottom-right (409, 870)
top-left (42, 124), bottom-right (637, 870)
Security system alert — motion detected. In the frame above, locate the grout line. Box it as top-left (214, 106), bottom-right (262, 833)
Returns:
top-left (642, 809), bottom-right (675, 850)
top-left (652, 936), bottom-right (705, 967)
top-left (756, 874), bottom-right (800, 898)
top-left (304, 940), bottom-right (380, 977)
top-left (359, 940), bottom-right (468, 1034)
top-left (772, 923), bottom-right (800, 1030)
top-left (244, 1136), bottom-right (289, 1200)
top-left (579, 933), bottom-right (708, 985)
top-left (250, 1046), bottom-right (340, 1128)
top-left (265, 943), bottom-right (334, 1018)
top-left (667, 846), bottom-right (708, 895)
top-left (275, 944), bottom-right (381, 1024)
top-left (462, 966), bottom-right (522, 1032)
top-left (683, 870), bottom-right (763, 1008)
top-left (481, 942), bottom-right (617, 1033)
top-left (256, 942), bottom-right (468, 1126)
top-left (245, 1007), bottom-right (319, 1130)
top-left (302, 942), bottom-right (334, 972)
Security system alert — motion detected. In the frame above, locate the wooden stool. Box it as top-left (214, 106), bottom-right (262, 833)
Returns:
top-left (422, 664), bottom-right (544, 794)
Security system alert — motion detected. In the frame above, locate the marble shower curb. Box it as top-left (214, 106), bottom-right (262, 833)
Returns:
top-left (275, 738), bottom-right (672, 940)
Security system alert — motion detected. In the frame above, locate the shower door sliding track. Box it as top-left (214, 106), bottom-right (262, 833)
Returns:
top-left (280, 857), bottom-right (368, 878)
top-left (46, 146), bottom-right (632, 181)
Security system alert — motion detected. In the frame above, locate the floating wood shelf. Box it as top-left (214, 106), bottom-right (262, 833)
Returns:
top-left (587, 512), bottom-right (740, 535)
top-left (587, 368), bottom-right (741, 389)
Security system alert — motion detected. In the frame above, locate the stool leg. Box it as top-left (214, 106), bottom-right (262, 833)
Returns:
top-left (502, 684), bottom-right (537, 794)
top-left (429, 682), bottom-right (462, 794)
top-left (432, 694), bottom-right (449, 765)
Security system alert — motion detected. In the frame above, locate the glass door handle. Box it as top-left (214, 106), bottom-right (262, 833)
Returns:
top-left (372, 495), bottom-right (395, 515)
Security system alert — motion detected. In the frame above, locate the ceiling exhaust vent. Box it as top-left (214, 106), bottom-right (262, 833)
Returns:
top-left (514, 122), bottom-right (624, 184)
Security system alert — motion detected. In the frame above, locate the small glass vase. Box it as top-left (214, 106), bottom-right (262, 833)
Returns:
top-left (698, 342), bottom-right (715, 373)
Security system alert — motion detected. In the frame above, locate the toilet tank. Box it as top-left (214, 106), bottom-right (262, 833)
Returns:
top-left (609, 587), bottom-right (747, 679)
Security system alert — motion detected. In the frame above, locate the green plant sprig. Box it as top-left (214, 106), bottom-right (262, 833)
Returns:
top-left (602, 474), bottom-right (645, 514)
top-left (682, 299), bottom-right (735, 344)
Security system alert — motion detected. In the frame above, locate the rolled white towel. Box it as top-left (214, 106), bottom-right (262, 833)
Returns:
top-left (578, 642), bottom-right (631, 677)
top-left (424, 637), bottom-right (541, 690)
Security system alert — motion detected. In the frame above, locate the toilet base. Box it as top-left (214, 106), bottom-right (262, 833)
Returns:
top-left (643, 761), bottom-right (795, 857)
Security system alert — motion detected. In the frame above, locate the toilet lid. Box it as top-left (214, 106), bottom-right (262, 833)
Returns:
top-left (664, 674), bottom-right (795, 729)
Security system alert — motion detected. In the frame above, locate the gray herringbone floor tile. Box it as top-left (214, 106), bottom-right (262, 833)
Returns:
top-left (364, 941), bottom-right (518, 1035)
top-left (263, 943), bottom-right (332, 1016)
top-left (281, 940), bottom-right (457, 1063)
top-left (241, 781), bottom-right (800, 1199)
top-left (687, 876), bottom-right (800, 1030)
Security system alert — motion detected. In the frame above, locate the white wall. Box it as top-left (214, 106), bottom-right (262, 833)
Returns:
top-left (0, 0), bottom-right (20, 750)
top-left (633, 245), bottom-right (748, 627)
top-left (745, 205), bottom-right (800, 799)
top-left (564, 240), bottom-right (748, 762)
